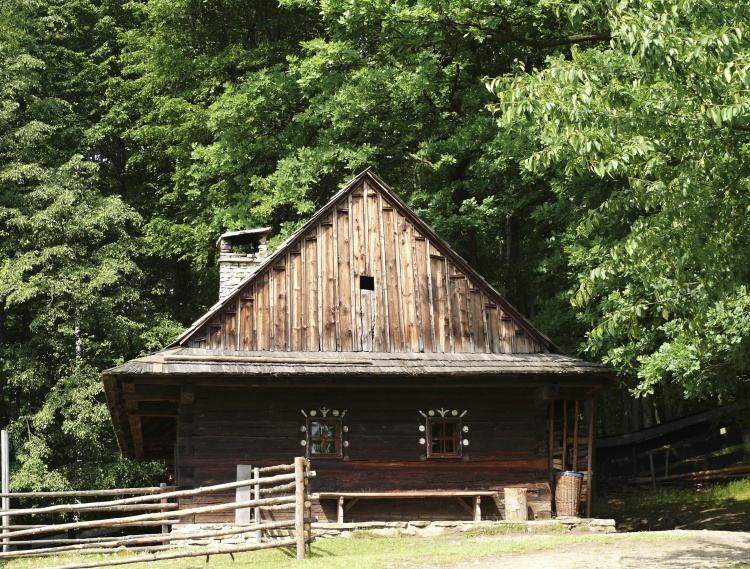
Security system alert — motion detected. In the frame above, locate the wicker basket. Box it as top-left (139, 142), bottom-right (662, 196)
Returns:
top-left (554, 471), bottom-right (582, 517)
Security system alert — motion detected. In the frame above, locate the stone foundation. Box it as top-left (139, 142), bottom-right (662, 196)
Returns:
top-left (170, 518), bottom-right (616, 546)
top-left (313, 518), bottom-right (616, 538)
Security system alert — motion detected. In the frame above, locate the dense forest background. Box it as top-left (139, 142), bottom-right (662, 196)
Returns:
top-left (1, 0), bottom-right (748, 490)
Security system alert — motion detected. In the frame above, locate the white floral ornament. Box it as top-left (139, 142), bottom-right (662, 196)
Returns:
top-left (420, 409), bottom-right (468, 419)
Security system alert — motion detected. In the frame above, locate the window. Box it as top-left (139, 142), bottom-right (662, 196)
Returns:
top-left (307, 419), bottom-right (342, 457)
top-left (427, 418), bottom-right (461, 457)
top-left (359, 275), bottom-right (375, 290)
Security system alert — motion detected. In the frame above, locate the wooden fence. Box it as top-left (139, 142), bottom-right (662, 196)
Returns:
top-left (597, 399), bottom-right (750, 488)
top-left (0, 457), bottom-right (316, 568)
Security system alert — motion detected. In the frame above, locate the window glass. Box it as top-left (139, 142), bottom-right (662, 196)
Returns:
top-left (308, 419), bottom-right (341, 457)
top-left (427, 418), bottom-right (460, 457)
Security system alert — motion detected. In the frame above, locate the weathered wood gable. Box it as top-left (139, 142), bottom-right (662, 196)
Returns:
top-left (180, 171), bottom-right (549, 355)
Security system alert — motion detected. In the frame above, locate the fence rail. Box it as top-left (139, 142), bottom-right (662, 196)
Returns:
top-left (0, 457), bottom-right (317, 567)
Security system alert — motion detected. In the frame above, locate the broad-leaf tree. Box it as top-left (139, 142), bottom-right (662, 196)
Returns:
top-left (489, 0), bottom-right (750, 401)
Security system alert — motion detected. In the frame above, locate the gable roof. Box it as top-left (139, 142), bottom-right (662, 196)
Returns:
top-left (103, 169), bottom-right (618, 460)
top-left (171, 169), bottom-right (556, 355)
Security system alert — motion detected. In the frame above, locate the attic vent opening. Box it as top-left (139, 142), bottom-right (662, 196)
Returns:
top-left (359, 275), bottom-right (375, 290)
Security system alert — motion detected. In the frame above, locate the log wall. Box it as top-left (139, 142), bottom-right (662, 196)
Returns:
top-left (188, 180), bottom-right (545, 355)
top-left (176, 385), bottom-right (551, 523)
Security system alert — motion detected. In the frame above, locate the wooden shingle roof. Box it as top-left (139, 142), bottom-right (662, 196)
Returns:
top-left (107, 347), bottom-right (614, 379)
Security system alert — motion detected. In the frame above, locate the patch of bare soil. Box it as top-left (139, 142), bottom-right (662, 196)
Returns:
top-left (444, 530), bottom-right (750, 569)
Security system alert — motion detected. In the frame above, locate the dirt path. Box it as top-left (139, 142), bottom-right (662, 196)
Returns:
top-left (442, 530), bottom-right (750, 569)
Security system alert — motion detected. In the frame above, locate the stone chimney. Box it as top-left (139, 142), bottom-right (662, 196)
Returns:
top-left (216, 227), bottom-right (272, 300)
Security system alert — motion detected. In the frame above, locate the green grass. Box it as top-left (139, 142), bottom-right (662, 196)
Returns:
top-left (6, 479), bottom-right (750, 569)
top-left (465, 521), bottom-right (567, 537)
top-left (0, 533), bottom-right (683, 569)
top-left (593, 476), bottom-right (750, 531)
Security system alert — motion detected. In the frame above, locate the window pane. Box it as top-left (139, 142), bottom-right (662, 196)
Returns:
top-left (307, 420), bottom-right (342, 456)
top-left (427, 419), bottom-right (460, 456)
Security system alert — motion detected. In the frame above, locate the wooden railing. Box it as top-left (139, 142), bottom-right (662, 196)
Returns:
top-left (0, 457), bottom-right (316, 568)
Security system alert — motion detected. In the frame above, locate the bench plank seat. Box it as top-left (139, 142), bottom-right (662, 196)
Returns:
top-left (318, 491), bottom-right (498, 523)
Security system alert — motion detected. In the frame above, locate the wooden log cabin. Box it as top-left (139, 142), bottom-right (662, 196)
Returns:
top-left (103, 169), bottom-right (617, 523)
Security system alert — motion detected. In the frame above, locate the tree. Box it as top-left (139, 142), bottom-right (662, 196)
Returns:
top-left (0, 0), bottom-right (176, 491)
top-left (169, 0), bottom-right (577, 316)
top-left (107, 0), bottom-right (326, 319)
top-left (489, 0), bottom-right (750, 401)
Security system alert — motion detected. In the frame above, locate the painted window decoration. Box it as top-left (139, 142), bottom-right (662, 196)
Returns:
top-left (300, 408), bottom-right (348, 459)
top-left (419, 408), bottom-right (469, 459)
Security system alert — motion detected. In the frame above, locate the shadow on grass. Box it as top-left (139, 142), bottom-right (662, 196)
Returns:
top-left (593, 477), bottom-right (750, 532)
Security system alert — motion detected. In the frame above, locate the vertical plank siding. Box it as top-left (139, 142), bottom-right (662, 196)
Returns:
top-left (336, 207), bottom-right (355, 352)
top-left (289, 249), bottom-right (303, 351)
top-left (367, 184), bottom-right (388, 352)
top-left (239, 297), bottom-right (254, 350)
top-left (271, 262), bottom-right (287, 351)
top-left (304, 232), bottom-right (319, 351)
top-left (320, 220), bottom-right (337, 352)
top-left (255, 272), bottom-right (270, 351)
top-left (192, 181), bottom-right (545, 355)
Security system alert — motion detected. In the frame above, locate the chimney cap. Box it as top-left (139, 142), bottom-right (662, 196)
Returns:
top-left (216, 227), bottom-right (272, 250)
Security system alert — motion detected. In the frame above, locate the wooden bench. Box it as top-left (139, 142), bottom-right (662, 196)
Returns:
top-left (318, 491), bottom-right (498, 523)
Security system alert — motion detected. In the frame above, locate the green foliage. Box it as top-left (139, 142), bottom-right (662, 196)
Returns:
top-left (489, 0), bottom-right (750, 400)
top-left (0, 0), bottom-right (174, 491)
top-left (172, 0), bottom-right (569, 314)
top-left (6, 0), bottom-right (748, 492)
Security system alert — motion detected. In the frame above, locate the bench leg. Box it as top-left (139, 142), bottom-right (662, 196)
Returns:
top-left (337, 496), bottom-right (344, 524)
top-left (473, 496), bottom-right (481, 522)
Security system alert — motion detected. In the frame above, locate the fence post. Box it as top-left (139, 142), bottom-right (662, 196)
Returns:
top-left (294, 457), bottom-right (306, 560)
top-left (304, 459), bottom-right (312, 558)
top-left (160, 483), bottom-right (168, 535)
top-left (2, 430), bottom-right (9, 553)
top-left (235, 465), bottom-right (253, 524)
top-left (253, 466), bottom-right (261, 544)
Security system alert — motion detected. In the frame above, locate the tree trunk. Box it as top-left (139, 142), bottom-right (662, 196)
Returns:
top-left (620, 389), bottom-right (629, 434)
top-left (641, 394), bottom-right (655, 429)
